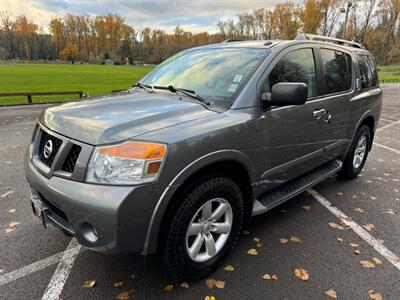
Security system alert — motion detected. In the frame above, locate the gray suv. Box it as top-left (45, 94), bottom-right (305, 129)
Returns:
top-left (25, 34), bottom-right (382, 280)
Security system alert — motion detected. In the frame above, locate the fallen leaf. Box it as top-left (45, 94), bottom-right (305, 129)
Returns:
top-left (325, 289), bottom-right (337, 298)
top-left (82, 280), bottom-right (96, 288)
top-left (329, 222), bottom-right (345, 230)
top-left (293, 268), bottom-right (309, 281)
top-left (8, 208), bottom-right (16, 213)
top-left (370, 196), bottom-right (376, 200)
top-left (206, 278), bottom-right (216, 289)
top-left (116, 291), bottom-right (130, 300)
top-left (164, 284), bottom-right (174, 292)
top-left (247, 248), bottom-right (258, 255)
top-left (354, 249), bottom-right (361, 255)
top-left (113, 281), bottom-right (124, 288)
top-left (290, 236), bottom-right (302, 243)
top-left (0, 191), bottom-right (14, 198)
top-left (352, 195), bottom-right (358, 199)
top-left (224, 265), bottom-right (234, 272)
top-left (180, 282), bottom-right (189, 288)
top-left (4, 228), bottom-right (14, 234)
top-left (360, 260), bottom-right (375, 269)
top-left (363, 224), bottom-right (375, 232)
top-left (279, 238), bottom-right (289, 244)
top-left (302, 205), bottom-right (311, 211)
top-left (350, 243), bottom-right (359, 248)
top-left (256, 242), bottom-right (262, 248)
top-left (204, 296), bottom-right (216, 300)
top-left (336, 237), bottom-right (344, 242)
top-left (253, 237), bottom-right (260, 243)
top-left (215, 280), bottom-right (225, 289)
top-left (242, 230), bottom-right (250, 235)
top-left (372, 257), bottom-right (382, 265)
top-left (386, 208), bottom-right (396, 215)
top-left (336, 192), bottom-right (343, 196)
top-left (368, 290), bottom-right (382, 300)
top-left (262, 273), bottom-right (278, 280)
top-left (354, 208), bottom-right (364, 213)
top-left (8, 222), bottom-right (19, 228)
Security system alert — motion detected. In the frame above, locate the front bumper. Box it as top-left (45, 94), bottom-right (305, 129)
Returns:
top-left (24, 149), bottom-right (162, 254)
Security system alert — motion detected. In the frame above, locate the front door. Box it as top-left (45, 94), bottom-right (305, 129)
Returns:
top-left (259, 47), bottom-right (329, 190)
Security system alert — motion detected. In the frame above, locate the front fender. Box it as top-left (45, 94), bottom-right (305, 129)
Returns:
top-left (142, 149), bottom-right (255, 255)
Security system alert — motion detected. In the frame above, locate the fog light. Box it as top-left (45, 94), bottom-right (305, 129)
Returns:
top-left (80, 222), bottom-right (98, 243)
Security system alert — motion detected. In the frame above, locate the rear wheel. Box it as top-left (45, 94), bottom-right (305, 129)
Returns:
top-left (163, 176), bottom-right (244, 280)
top-left (339, 125), bottom-right (371, 179)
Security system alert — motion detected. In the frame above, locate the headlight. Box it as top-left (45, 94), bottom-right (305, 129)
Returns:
top-left (86, 141), bottom-right (167, 185)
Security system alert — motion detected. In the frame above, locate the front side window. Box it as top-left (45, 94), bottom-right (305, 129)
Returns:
top-left (140, 48), bottom-right (266, 104)
top-left (358, 55), bottom-right (378, 89)
top-left (321, 49), bottom-right (352, 94)
top-left (269, 48), bottom-right (317, 98)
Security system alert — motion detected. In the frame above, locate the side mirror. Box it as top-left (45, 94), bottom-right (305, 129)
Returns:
top-left (262, 82), bottom-right (308, 106)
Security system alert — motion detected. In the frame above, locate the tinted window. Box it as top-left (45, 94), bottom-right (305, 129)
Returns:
top-left (269, 48), bottom-right (317, 98)
top-left (358, 55), bottom-right (378, 89)
top-left (321, 49), bottom-right (352, 94)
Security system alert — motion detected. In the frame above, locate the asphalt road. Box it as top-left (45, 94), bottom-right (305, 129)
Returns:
top-left (0, 85), bottom-right (399, 300)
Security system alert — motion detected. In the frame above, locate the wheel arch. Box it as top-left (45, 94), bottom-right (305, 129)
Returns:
top-left (142, 150), bottom-right (256, 255)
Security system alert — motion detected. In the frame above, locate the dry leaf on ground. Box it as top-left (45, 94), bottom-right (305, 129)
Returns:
top-left (82, 280), bottom-right (96, 288)
top-left (279, 238), bottom-right (289, 244)
top-left (354, 249), bottom-right (361, 255)
top-left (224, 265), bottom-right (234, 272)
top-left (262, 274), bottom-right (278, 280)
top-left (336, 237), bottom-right (344, 242)
top-left (368, 290), bottom-right (382, 300)
top-left (116, 291), bottom-right (130, 300)
top-left (4, 228), bottom-right (14, 234)
top-left (113, 281), bottom-right (124, 288)
top-left (372, 257), bottom-right (382, 265)
top-left (253, 237), bottom-right (260, 243)
top-left (302, 205), bottom-right (311, 211)
top-left (180, 282), bottom-right (189, 288)
top-left (204, 296), bottom-right (216, 300)
top-left (290, 236), bottom-right (302, 243)
top-left (247, 248), bottom-right (258, 255)
top-left (256, 242), bottom-right (262, 248)
top-left (164, 284), bottom-right (174, 292)
top-left (215, 280), bottom-right (225, 289)
top-left (0, 191), bottom-right (14, 198)
top-left (293, 268), bottom-right (309, 281)
top-left (360, 260), bottom-right (376, 269)
top-left (206, 278), bottom-right (216, 289)
top-left (336, 192), bottom-right (343, 196)
top-left (329, 222), bottom-right (345, 230)
top-left (8, 208), bottom-right (16, 213)
top-left (325, 289), bottom-right (337, 298)
top-left (8, 222), bottom-right (19, 228)
top-left (363, 224), bottom-right (375, 231)
top-left (386, 208), bottom-right (396, 215)
top-left (354, 208), bottom-right (364, 213)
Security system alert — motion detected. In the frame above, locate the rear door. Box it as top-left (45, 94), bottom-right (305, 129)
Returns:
top-left (316, 47), bottom-right (354, 160)
top-left (258, 46), bottom-right (330, 190)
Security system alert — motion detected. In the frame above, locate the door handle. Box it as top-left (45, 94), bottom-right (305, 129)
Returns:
top-left (313, 109), bottom-right (326, 120)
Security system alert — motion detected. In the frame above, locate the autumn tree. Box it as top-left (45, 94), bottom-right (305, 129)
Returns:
top-left (59, 43), bottom-right (79, 63)
top-left (299, 0), bottom-right (324, 34)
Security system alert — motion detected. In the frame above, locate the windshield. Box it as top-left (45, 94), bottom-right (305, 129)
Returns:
top-left (140, 47), bottom-right (266, 104)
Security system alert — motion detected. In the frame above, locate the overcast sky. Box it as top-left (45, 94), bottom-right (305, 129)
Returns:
top-left (0, 0), bottom-right (301, 33)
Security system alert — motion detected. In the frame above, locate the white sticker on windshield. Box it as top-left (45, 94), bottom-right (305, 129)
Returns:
top-left (233, 74), bottom-right (243, 83)
top-left (228, 84), bottom-right (238, 93)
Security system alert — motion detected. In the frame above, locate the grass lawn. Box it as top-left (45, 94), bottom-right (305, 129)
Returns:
top-left (0, 63), bottom-right (153, 105)
top-left (378, 65), bottom-right (400, 81)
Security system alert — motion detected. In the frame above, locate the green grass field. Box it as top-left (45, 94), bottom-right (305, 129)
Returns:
top-left (0, 64), bottom-right (153, 105)
top-left (378, 65), bottom-right (400, 81)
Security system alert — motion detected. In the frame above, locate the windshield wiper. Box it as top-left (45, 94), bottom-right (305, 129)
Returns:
top-left (153, 85), bottom-right (210, 105)
top-left (135, 82), bottom-right (156, 93)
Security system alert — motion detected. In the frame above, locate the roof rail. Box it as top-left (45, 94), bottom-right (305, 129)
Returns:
top-left (295, 33), bottom-right (365, 49)
top-left (222, 39), bottom-right (244, 43)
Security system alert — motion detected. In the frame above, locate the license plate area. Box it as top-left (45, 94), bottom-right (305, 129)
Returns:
top-left (29, 186), bottom-right (49, 228)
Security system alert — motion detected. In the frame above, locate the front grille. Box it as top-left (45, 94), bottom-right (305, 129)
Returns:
top-left (62, 145), bottom-right (82, 173)
top-left (38, 130), bottom-right (63, 167)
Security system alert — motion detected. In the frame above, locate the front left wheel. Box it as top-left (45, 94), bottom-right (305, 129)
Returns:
top-left (163, 176), bottom-right (244, 280)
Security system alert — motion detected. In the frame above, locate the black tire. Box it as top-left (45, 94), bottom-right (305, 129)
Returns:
top-left (338, 125), bottom-right (371, 179)
top-left (163, 176), bottom-right (244, 281)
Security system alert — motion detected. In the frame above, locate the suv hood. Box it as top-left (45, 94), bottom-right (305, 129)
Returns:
top-left (39, 92), bottom-right (216, 145)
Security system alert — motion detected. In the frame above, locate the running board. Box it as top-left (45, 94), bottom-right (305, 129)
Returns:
top-left (252, 159), bottom-right (343, 216)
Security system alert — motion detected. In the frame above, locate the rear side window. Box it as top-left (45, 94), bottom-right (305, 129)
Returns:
top-left (358, 55), bottom-right (378, 89)
top-left (320, 49), bottom-right (352, 94)
top-left (269, 48), bottom-right (317, 98)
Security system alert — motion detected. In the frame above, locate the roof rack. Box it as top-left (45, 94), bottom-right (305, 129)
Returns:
top-left (295, 33), bottom-right (365, 49)
top-left (222, 39), bottom-right (245, 43)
